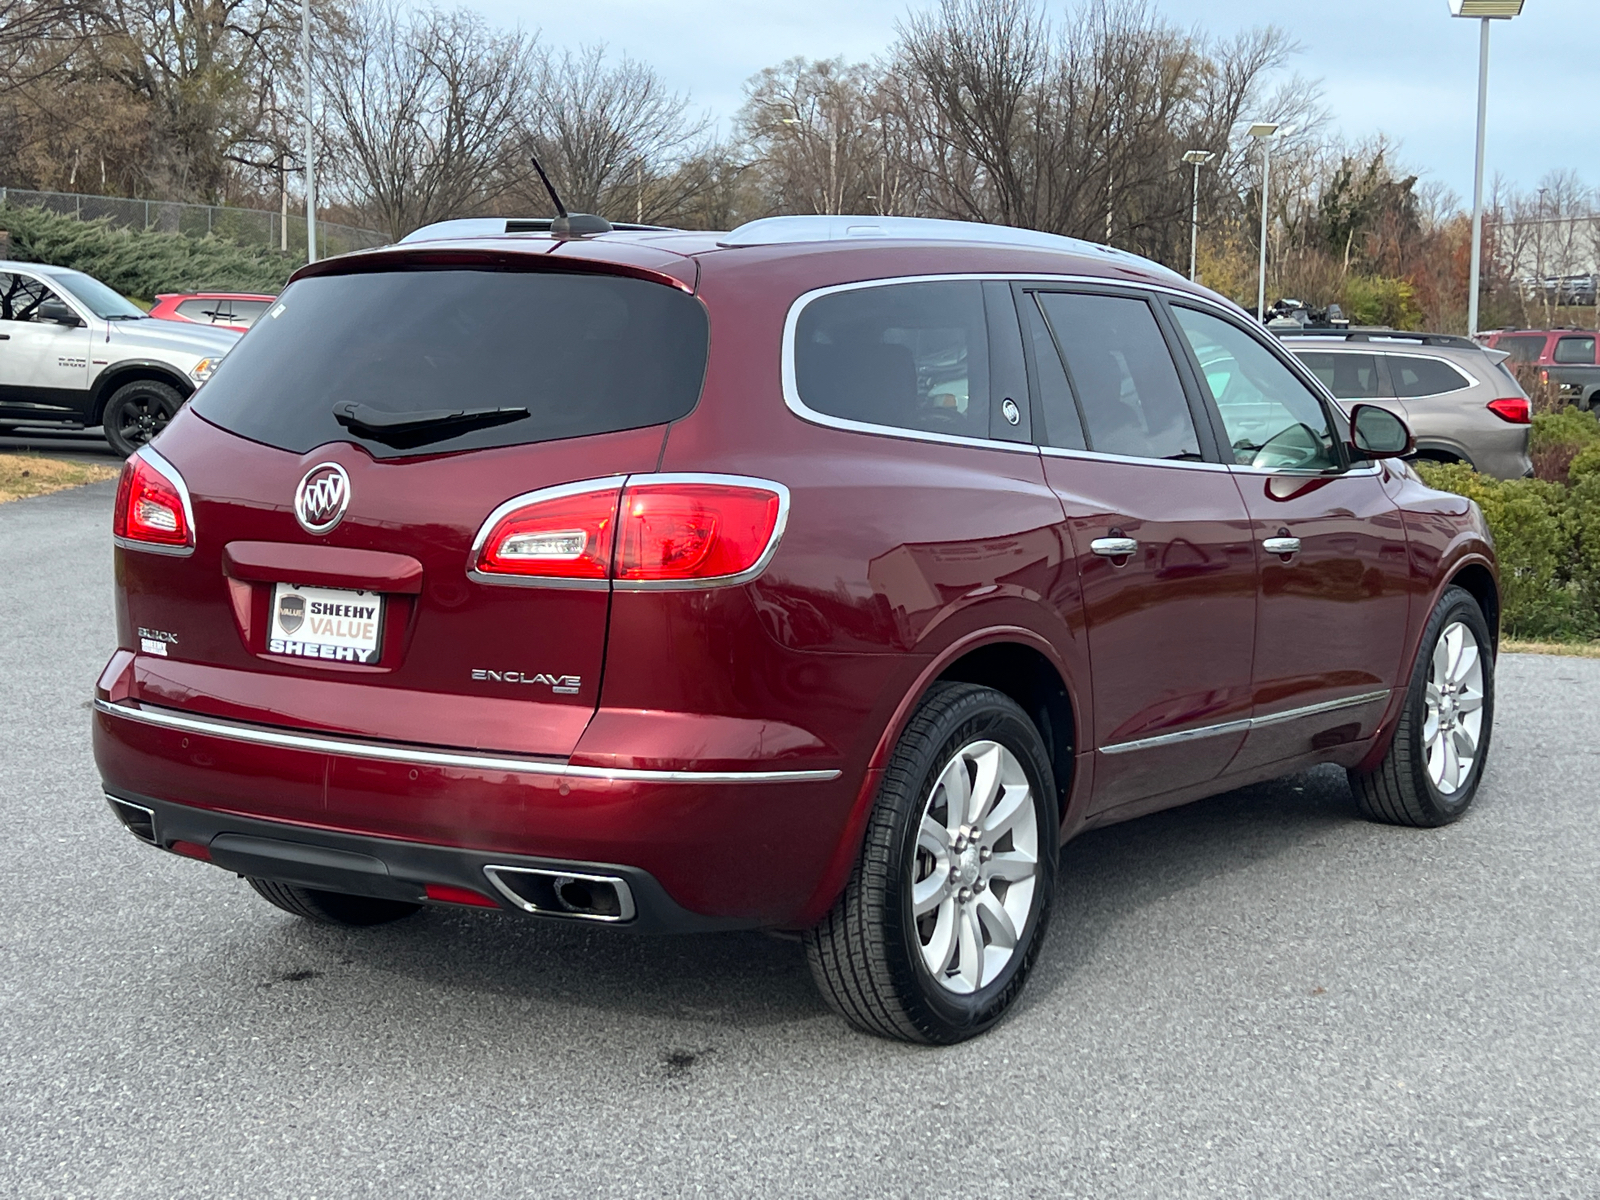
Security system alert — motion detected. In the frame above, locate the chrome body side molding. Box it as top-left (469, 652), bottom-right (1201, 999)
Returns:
top-left (1099, 689), bottom-right (1392, 755)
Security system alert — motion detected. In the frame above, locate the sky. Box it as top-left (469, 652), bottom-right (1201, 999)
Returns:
top-left (468, 0), bottom-right (1598, 206)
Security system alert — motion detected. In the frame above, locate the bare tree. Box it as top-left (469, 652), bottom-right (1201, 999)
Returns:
top-left (877, 0), bottom-right (1307, 264)
top-left (520, 45), bottom-right (713, 224)
top-left (738, 58), bottom-right (901, 216)
top-left (318, 1), bottom-right (536, 241)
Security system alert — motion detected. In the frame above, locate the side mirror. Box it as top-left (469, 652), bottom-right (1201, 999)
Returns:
top-left (37, 299), bottom-right (83, 327)
top-left (1349, 403), bottom-right (1413, 460)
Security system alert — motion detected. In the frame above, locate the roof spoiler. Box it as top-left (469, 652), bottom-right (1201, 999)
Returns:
top-left (400, 217), bottom-right (674, 243)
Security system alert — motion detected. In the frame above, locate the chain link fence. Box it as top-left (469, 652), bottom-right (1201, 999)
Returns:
top-left (0, 187), bottom-right (388, 258)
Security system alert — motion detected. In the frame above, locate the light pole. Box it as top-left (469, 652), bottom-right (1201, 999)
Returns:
top-left (301, 0), bottom-right (317, 263)
top-left (1248, 122), bottom-right (1283, 320)
top-left (1451, 0), bottom-right (1526, 337)
top-left (1182, 150), bottom-right (1215, 283)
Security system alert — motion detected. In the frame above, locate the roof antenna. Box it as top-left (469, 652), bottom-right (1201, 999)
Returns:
top-left (530, 153), bottom-right (611, 237)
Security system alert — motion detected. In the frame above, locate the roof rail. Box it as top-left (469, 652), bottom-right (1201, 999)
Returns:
top-left (1273, 326), bottom-right (1479, 350)
top-left (400, 217), bottom-right (674, 243)
top-left (716, 214), bottom-right (1185, 280)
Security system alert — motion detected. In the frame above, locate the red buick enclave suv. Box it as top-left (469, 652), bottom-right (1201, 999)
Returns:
top-left (94, 214), bottom-right (1499, 1043)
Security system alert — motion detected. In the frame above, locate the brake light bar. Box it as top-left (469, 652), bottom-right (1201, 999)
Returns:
top-left (112, 449), bottom-right (195, 555)
top-left (1486, 396), bottom-right (1531, 424)
top-left (470, 474), bottom-right (789, 589)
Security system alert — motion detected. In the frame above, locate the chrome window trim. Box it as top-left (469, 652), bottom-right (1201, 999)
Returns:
top-left (1098, 688), bottom-right (1391, 755)
top-left (93, 698), bottom-right (841, 784)
top-left (780, 272), bottom-right (1368, 474)
top-left (1288, 343), bottom-right (1481, 395)
top-left (113, 446), bottom-right (197, 557)
top-left (1039, 445), bottom-right (1234, 473)
top-left (465, 472), bottom-right (792, 591)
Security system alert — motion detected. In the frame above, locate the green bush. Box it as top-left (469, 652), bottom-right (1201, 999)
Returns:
top-left (0, 203), bottom-right (295, 299)
top-left (1417, 461), bottom-right (1600, 641)
top-left (1568, 443), bottom-right (1600, 482)
top-left (1342, 275), bottom-right (1422, 330)
top-left (1530, 406), bottom-right (1600, 454)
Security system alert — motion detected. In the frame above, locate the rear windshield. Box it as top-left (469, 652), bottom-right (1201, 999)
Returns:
top-left (192, 268), bottom-right (709, 458)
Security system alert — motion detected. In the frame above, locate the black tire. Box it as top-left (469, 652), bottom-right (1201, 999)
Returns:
top-left (246, 877), bottom-right (422, 926)
top-left (103, 379), bottom-right (183, 457)
top-left (804, 682), bottom-right (1059, 1044)
top-left (1350, 585), bottom-right (1495, 827)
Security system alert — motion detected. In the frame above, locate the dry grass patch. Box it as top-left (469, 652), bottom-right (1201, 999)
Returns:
top-left (0, 453), bottom-right (119, 503)
top-left (1502, 639), bottom-right (1600, 660)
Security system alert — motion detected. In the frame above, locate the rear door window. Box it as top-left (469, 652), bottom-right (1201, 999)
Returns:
top-left (1292, 350), bottom-right (1384, 399)
top-left (1554, 336), bottom-right (1597, 365)
top-left (1496, 335), bottom-right (1546, 364)
top-left (1032, 291), bottom-right (1200, 460)
top-left (1387, 355), bottom-right (1471, 397)
top-left (1019, 295), bottom-right (1085, 450)
top-left (793, 280), bottom-right (991, 440)
top-left (1171, 305), bottom-right (1340, 472)
top-left (191, 269), bottom-right (710, 459)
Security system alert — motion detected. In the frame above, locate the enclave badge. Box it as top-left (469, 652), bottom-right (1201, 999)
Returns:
top-left (294, 462), bottom-right (351, 534)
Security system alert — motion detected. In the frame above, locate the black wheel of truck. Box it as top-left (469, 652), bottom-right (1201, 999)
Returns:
top-left (103, 380), bottom-right (182, 456)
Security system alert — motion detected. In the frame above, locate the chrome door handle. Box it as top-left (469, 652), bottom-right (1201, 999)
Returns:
top-left (1090, 537), bottom-right (1138, 558)
top-left (1263, 536), bottom-right (1301, 555)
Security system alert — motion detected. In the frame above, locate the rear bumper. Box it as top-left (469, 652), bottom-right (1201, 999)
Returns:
top-left (103, 788), bottom-right (743, 933)
top-left (93, 698), bottom-right (857, 929)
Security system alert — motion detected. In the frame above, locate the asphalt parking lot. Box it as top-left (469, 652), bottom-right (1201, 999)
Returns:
top-left (3, 481), bottom-right (1598, 1199)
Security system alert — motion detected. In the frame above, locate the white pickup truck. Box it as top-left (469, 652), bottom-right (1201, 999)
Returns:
top-left (0, 260), bottom-right (241, 454)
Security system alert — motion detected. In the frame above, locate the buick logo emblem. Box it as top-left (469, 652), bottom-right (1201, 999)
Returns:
top-left (294, 462), bottom-right (350, 534)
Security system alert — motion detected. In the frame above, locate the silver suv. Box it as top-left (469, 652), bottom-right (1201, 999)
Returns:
top-left (1280, 329), bottom-right (1532, 480)
top-left (0, 260), bottom-right (240, 455)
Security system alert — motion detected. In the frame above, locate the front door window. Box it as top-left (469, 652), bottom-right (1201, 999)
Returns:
top-left (1172, 306), bottom-right (1340, 472)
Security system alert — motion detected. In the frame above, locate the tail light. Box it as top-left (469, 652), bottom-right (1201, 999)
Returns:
top-left (1486, 397), bottom-right (1531, 424)
top-left (616, 480), bottom-right (785, 584)
top-left (112, 450), bottom-right (194, 554)
top-left (471, 480), bottom-right (623, 584)
top-left (471, 474), bottom-right (788, 588)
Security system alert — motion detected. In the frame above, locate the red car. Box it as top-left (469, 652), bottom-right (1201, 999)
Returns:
top-left (147, 292), bottom-right (277, 333)
top-left (94, 214), bottom-right (1499, 1043)
top-left (1478, 328), bottom-right (1600, 410)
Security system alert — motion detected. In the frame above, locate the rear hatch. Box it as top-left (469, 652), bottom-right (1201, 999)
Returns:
top-left (116, 250), bottom-right (708, 758)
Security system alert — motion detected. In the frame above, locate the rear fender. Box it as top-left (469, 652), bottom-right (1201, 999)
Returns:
top-left (789, 623), bottom-right (1085, 929)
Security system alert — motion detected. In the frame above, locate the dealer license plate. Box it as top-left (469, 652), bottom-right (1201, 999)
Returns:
top-left (268, 582), bottom-right (384, 664)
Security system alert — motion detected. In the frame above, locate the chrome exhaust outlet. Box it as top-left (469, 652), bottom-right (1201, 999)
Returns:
top-left (483, 865), bottom-right (636, 923)
top-left (105, 794), bottom-right (158, 845)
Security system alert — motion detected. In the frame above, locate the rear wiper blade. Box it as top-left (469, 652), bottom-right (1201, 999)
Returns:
top-left (332, 402), bottom-right (529, 447)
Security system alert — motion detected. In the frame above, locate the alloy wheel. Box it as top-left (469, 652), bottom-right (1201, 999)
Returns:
top-left (1423, 619), bottom-right (1486, 796)
top-left (912, 739), bottom-right (1039, 995)
top-left (117, 395), bottom-right (170, 447)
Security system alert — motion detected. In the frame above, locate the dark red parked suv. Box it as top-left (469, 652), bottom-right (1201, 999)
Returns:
top-left (94, 214), bottom-right (1499, 1043)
